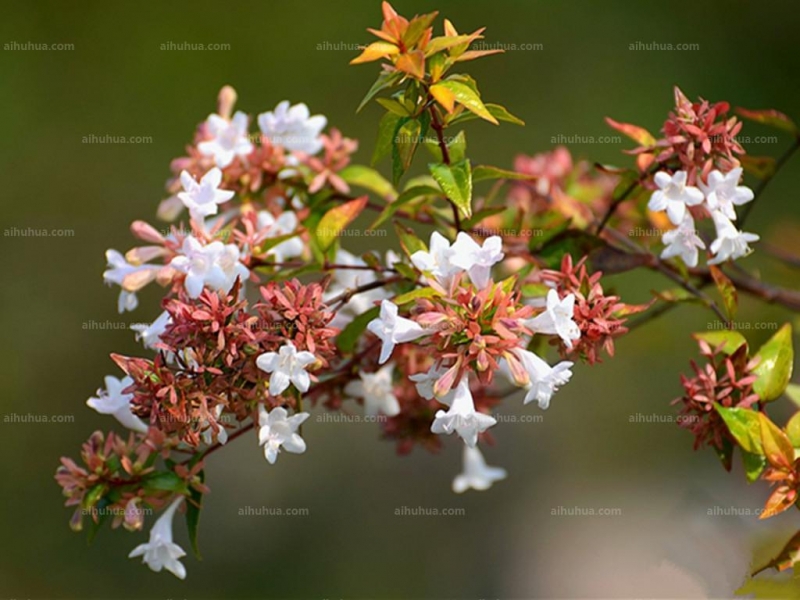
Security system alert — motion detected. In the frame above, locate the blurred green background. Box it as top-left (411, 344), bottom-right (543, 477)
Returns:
top-left (2, 1), bottom-right (800, 598)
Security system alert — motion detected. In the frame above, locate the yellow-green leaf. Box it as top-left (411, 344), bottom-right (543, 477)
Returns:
top-left (429, 159), bottom-right (472, 218)
top-left (434, 80), bottom-right (498, 125)
top-left (315, 196), bottom-right (368, 251)
top-left (752, 323), bottom-right (794, 401)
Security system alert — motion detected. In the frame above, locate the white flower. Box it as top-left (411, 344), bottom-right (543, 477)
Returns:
top-left (708, 210), bottom-right (759, 265)
top-left (344, 363), bottom-right (400, 417)
top-left (257, 405), bottom-right (309, 464)
top-left (648, 171), bottom-right (704, 225)
top-left (449, 232), bottom-right (504, 288)
top-left (430, 377), bottom-right (496, 447)
top-left (257, 101), bottom-right (327, 154)
top-left (514, 349), bottom-right (573, 409)
top-left (256, 343), bottom-right (317, 396)
top-left (131, 311), bottom-right (172, 351)
top-left (257, 210), bottom-right (304, 263)
top-left (409, 364), bottom-right (456, 405)
top-left (178, 168), bottom-right (234, 222)
top-left (200, 404), bottom-right (228, 446)
top-left (410, 232), bottom-right (461, 285)
top-left (128, 497), bottom-right (186, 579)
top-left (524, 289), bottom-right (581, 349)
top-left (103, 250), bottom-right (157, 313)
top-left (452, 445), bottom-right (507, 493)
top-left (367, 300), bottom-right (426, 364)
top-left (87, 375), bottom-right (148, 434)
top-left (198, 111), bottom-right (254, 168)
top-left (699, 168), bottom-right (753, 220)
top-left (660, 213), bottom-right (706, 268)
top-left (169, 236), bottom-right (249, 298)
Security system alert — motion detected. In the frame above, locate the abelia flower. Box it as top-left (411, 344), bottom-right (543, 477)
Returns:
top-left (256, 342), bottom-right (317, 395)
top-left (513, 348), bottom-right (573, 409)
top-left (256, 209), bottom-right (304, 263)
top-left (169, 236), bottom-right (249, 298)
top-left (128, 497), bottom-right (187, 579)
top-left (257, 405), bottom-right (309, 464)
top-left (525, 289), bottom-right (581, 349)
top-left (303, 129), bottom-right (358, 194)
top-left (103, 250), bottom-right (158, 313)
top-left (131, 311), bottom-right (172, 351)
top-left (368, 300), bottom-right (426, 364)
top-left (200, 404), bottom-right (228, 446)
top-left (430, 377), bottom-right (497, 447)
top-left (660, 213), bottom-right (705, 268)
top-left (257, 101), bottom-right (327, 154)
top-left (409, 364), bottom-right (455, 405)
top-left (344, 363), bottom-right (400, 417)
top-left (699, 168), bottom-right (754, 220)
top-left (411, 231), bottom-right (460, 285)
top-left (452, 445), bottom-right (507, 493)
top-left (648, 171), bottom-right (704, 225)
top-left (449, 233), bottom-right (504, 288)
top-left (86, 375), bottom-right (148, 434)
top-left (197, 111), bottom-right (254, 168)
top-left (178, 167), bottom-right (235, 222)
top-left (708, 210), bottom-right (759, 265)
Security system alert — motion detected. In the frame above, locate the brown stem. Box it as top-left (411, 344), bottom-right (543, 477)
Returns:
top-left (427, 100), bottom-right (463, 232)
top-left (739, 137), bottom-right (800, 226)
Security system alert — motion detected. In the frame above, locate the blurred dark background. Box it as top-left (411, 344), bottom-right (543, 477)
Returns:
top-left (2, 1), bottom-right (800, 598)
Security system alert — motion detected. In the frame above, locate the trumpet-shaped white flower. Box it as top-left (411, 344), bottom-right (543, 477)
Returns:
top-left (430, 377), bottom-right (496, 447)
top-left (257, 101), bottom-right (327, 154)
top-left (87, 375), bottom-right (148, 434)
top-left (410, 232), bottom-right (461, 285)
top-left (257, 210), bottom-right (304, 263)
top-left (449, 233), bottom-right (504, 288)
top-left (524, 289), bottom-right (581, 349)
top-left (201, 404), bottom-right (228, 446)
top-left (648, 171), bottom-right (704, 225)
top-left (452, 445), bottom-right (507, 493)
top-left (699, 168), bottom-right (753, 220)
top-left (178, 168), bottom-right (234, 222)
top-left (128, 497), bottom-right (187, 579)
top-left (198, 111), bottom-right (254, 168)
top-left (344, 363), bottom-right (400, 417)
top-left (660, 213), bottom-right (706, 268)
top-left (256, 343), bottom-right (317, 396)
top-left (258, 405), bottom-right (309, 464)
top-left (514, 348), bottom-right (573, 409)
top-left (409, 364), bottom-right (456, 405)
top-left (708, 210), bottom-right (759, 265)
top-left (103, 249), bottom-right (157, 313)
top-left (131, 310), bottom-right (172, 351)
top-left (169, 236), bottom-right (249, 298)
top-left (367, 300), bottom-right (426, 364)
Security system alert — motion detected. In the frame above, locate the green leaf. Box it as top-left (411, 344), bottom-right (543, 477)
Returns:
top-left (447, 103), bottom-right (524, 126)
top-left (709, 265), bottom-right (738, 320)
top-left (472, 164), bottom-right (533, 183)
top-left (760, 411), bottom-right (796, 468)
top-left (425, 34), bottom-right (477, 56)
top-left (82, 484), bottom-right (106, 510)
top-left (714, 404), bottom-right (764, 455)
top-left (370, 185), bottom-right (441, 230)
top-left (338, 165), bottom-right (396, 201)
top-left (429, 159), bottom-right (473, 218)
top-left (785, 412), bottom-right (800, 447)
top-left (784, 383), bottom-right (800, 407)
top-left (186, 470), bottom-right (204, 560)
top-left (692, 330), bottom-right (748, 355)
top-left (394, 222), bottom-right (427, 258)
top-left (736, 108), bottom-right (799, 136)
top-left (142, 471), bottom-right (189, 494)
top-left (372, 112), bottom-right (402, 166)
top-left (752, 324), bottom-right (794, 401)
top-left (741, 450), bottom-right (767, 483)
top-left (315, 196), bottom-right (369, 251)
top-left (336, 306), bottom-right (380, 354)
top-left (393, 287), bottom-right (439, 305)
top-left (433, 79), bottom-right (498, 125)
top-left (375, 97), bottom-right (412, 117)
top-left (393, 118), bottom-right (422, 186)
top-left (448, 130), bottom-right (467, 163)
top-left (357, 70), bottom-right (403, 112)
top-left (402, 12), bottom-right (437, 48)
top-left (750, 530), bottom-right (800, 577)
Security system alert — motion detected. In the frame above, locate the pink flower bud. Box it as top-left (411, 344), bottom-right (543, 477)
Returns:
top-left (131, 220), bottom-right (166, 244)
